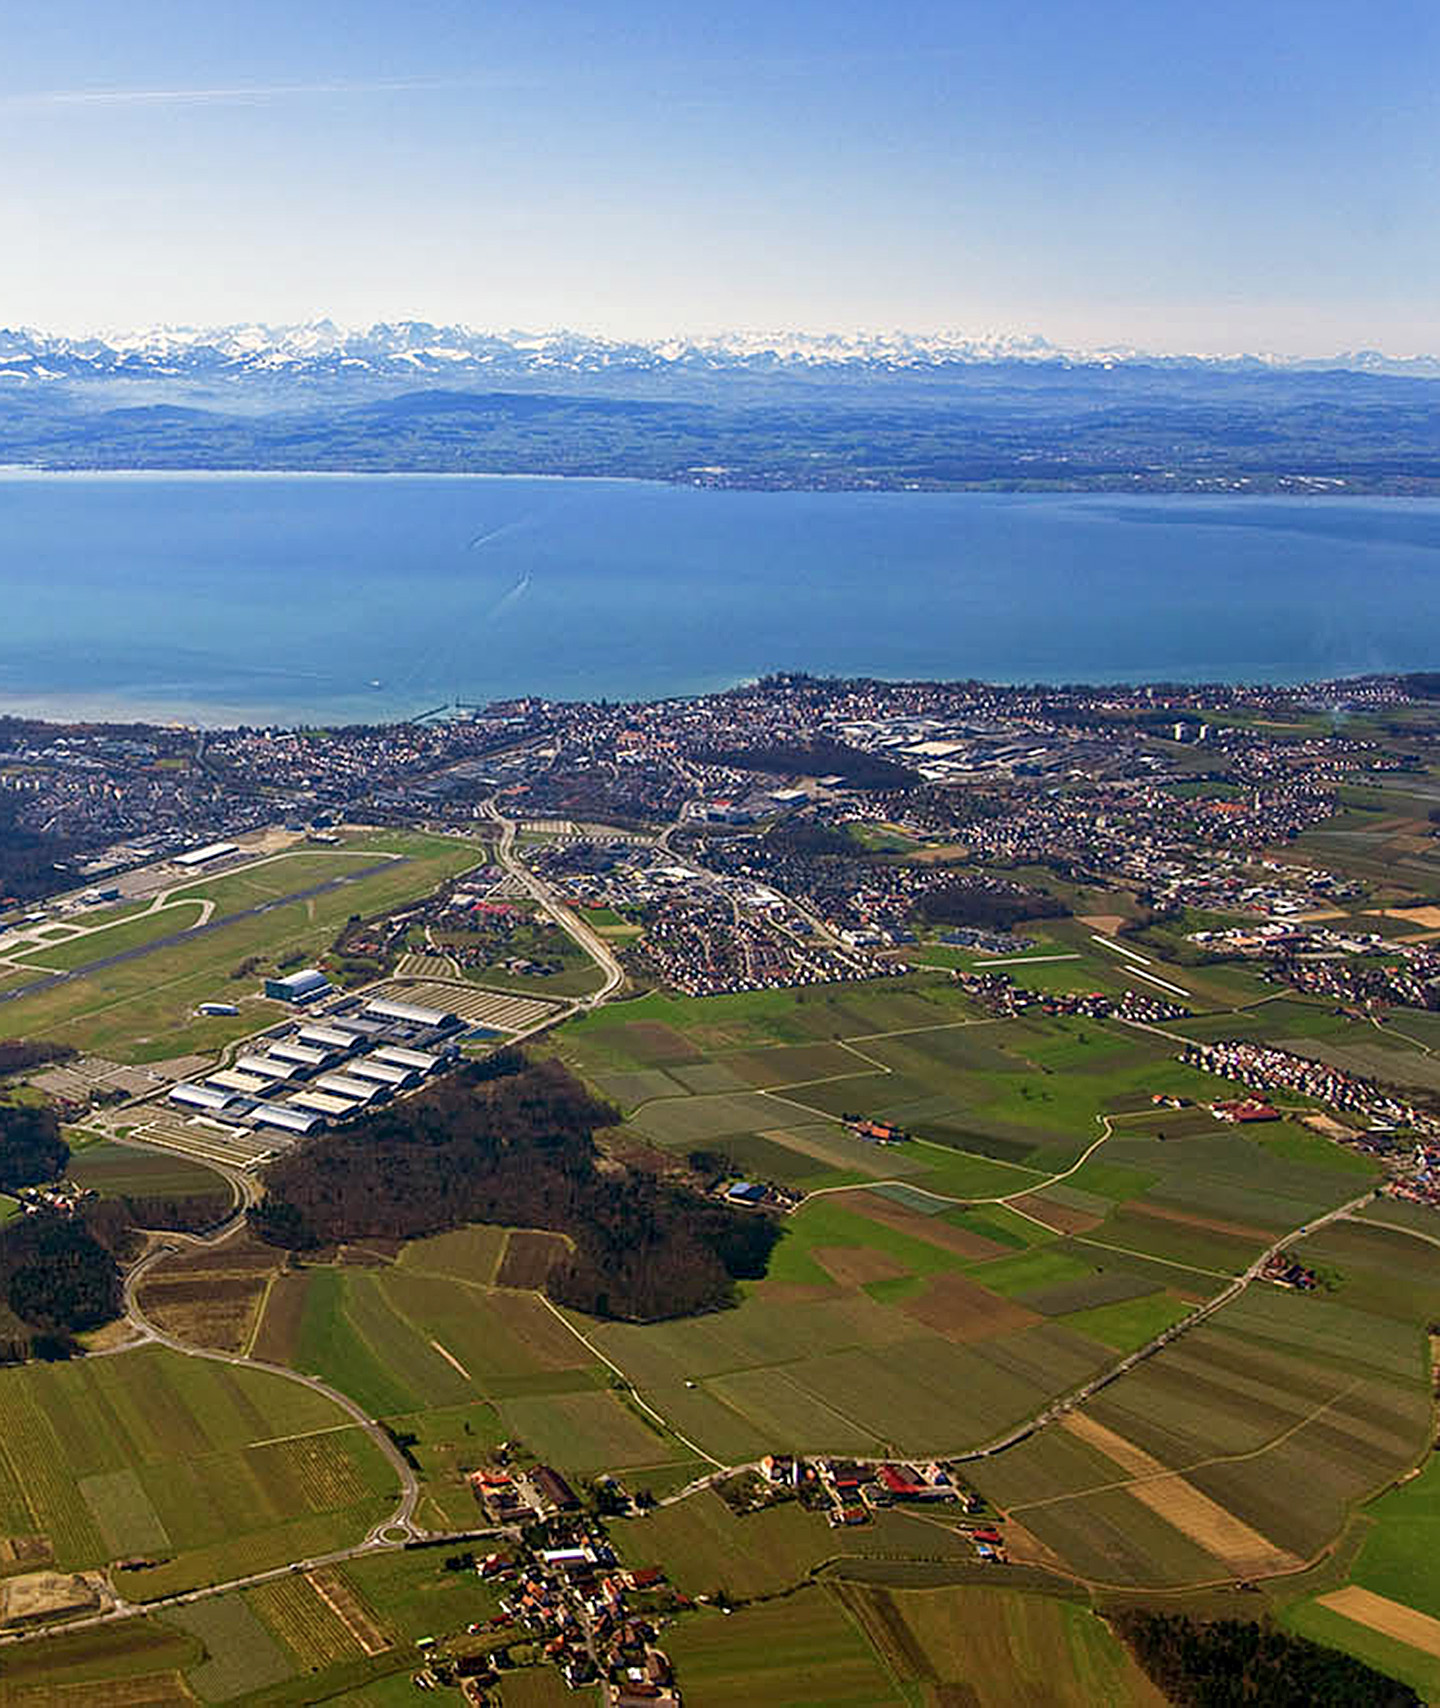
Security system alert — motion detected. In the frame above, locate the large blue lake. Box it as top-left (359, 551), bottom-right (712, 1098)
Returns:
top-left (1, 473), bottom-right (1438, 724)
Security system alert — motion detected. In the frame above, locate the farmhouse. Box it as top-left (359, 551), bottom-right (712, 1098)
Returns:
top-left (1212, 1098), bottom-right (1281, 1123)
top-left (526, 1465), bottom-right (581, 1515)
top-left (848, 1117), bottom-right (907, 1143)
top-left (827, 1504), bottom-right (870, 1527)
top-left (875, 1463), bottom-right (955, 1502)
top-left (471, 1470), bottom-right (529, 1525)
top-left (818, 1458), bottom-right (868, 1499)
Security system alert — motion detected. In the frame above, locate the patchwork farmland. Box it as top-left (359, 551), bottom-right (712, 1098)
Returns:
top-left (12, 773), bottom-right (1440, 1704)
top-left (0, 1346), bottom-right (397, 1600)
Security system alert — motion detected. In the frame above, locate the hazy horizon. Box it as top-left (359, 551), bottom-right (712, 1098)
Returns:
top-left (2, 0), bottom-right (1434, 358)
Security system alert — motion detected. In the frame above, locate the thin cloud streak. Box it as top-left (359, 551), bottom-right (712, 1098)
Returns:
top-left (0, 76), bottom-right (495, 109)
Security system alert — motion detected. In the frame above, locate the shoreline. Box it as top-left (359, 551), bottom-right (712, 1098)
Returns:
top-left (0, 660), bottom-right (1431, 734)
top-left (2, 463), bottom-right (1440, 500)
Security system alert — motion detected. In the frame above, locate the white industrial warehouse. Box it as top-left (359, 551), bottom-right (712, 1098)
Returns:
top-left (166, 989), bottom-right (463, 1139)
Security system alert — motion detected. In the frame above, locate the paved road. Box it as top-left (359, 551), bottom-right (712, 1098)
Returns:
top-left (947, 1186), bottom-right (1379, 1462)
top-left (122, 1243), bottom-right (423, 1543)
top-left (0, 859), bottom-right (405, 1010)
top-left (484, 802), bottom-right (625, 1007)
top-left (652, 1185), bottom-right (1380, 1508)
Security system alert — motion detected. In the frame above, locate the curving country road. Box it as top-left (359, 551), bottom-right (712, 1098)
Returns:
top-left (121, 1242), bottom-right (424, 1544)
top-left (650, 1184), bottom-right (1379, 1509)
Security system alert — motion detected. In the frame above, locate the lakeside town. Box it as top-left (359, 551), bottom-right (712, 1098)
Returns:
top-left (6, 670), bottom-right (1440, 1224)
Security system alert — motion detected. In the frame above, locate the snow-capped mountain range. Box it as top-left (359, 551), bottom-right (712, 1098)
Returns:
top-left (1, 321), bottom-right (1437, 382)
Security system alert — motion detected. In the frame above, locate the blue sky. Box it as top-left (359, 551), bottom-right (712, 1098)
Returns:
top-left (2, 0), bottom-right (1435, 352)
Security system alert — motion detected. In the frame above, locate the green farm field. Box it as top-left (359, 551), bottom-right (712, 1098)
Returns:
top-left (66, 1140), bottom-right (231, 1204)
top-left (250, 1233), bottom-right (710, 1518)
top-left (560, 991), bottom-right (1270, 1203)
top-left (0, 1345), bottom-right (396, 1599)
top-left (0, 1615), bottom-right (201, 1702)
top-left (532, 982), bottom-right (1397, 1466)
top-left (614, 1489), bottom-right (975, 1601)
top-left (1281, 1453), bottom-right (1440, 1700)
top-left (164, 1596), bottom-right (295, 1701)
top-left (661, 1585), bottom-right (903, 1706)
top-left (969, 1222), bottom-right (1436, 1590)
top-left (12, 824), bottom-right (1440, 1704)
top-left (832, 1580), bottom-right (1168, 1708)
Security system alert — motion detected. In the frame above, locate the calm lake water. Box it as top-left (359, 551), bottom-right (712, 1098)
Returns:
top-left (1, 472), bottom-right (1439, 724)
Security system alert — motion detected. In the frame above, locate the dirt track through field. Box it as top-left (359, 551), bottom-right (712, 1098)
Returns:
top-left (1061, 1413), bottom-right (1298, 1577)
top-left (429, 1340), bottom-right (472, 1381)
top-left (1317, 1585), bottom-right (1440, 1658)
top-left (307, 1566), bottom-right (392, 1655)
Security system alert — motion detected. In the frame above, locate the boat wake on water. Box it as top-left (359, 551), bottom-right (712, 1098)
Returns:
top-left (488, 572), bottom-right (532, 619)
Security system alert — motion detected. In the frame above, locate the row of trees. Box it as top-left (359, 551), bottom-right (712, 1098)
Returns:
top-left (0, 1039), bottom-right (75, 1078)
top-left (916, 879), bottom-right (1070, 932)
top-left (0, 794), bottom-right (73, 905)
top-left (252, 1053), bottom-right (780, 1321)
top-left (1113, 1611), bottom-right (1421, 1707)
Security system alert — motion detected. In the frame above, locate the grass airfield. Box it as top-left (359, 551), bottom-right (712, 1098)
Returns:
top-left (0, 829), bottom-right (479, 1062)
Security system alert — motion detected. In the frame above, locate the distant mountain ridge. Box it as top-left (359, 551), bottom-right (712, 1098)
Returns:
top-left (0, 321), bottom-right (1437, 494)
top-left (2, 320), bottom-right (1438, 383)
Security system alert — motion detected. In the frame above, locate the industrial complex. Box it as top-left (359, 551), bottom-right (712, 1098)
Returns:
top-left (166, 984), bottom-right (464, 1151)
